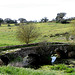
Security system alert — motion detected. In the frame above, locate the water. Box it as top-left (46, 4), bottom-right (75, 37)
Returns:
top-left (51, 56), bottom-right (56, 64)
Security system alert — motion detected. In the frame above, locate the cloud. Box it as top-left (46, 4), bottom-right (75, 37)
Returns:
top-left (0, 0), bottom-right (75, 20)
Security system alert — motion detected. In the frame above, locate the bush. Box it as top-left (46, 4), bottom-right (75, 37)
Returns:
top-left (16, 23), bottom-right (39, 44)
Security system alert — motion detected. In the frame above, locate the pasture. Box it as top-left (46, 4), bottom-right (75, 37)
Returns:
top-left (0, 22), bottom-right (74, 47)
top-left (0, 22), bottom-right (75, 75)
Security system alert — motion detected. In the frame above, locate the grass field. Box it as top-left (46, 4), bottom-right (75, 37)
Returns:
top-left (0, 23), bottom-right (75, 75)
top-left (0, 22), bottom-right (74, 47)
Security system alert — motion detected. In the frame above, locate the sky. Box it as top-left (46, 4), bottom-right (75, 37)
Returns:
top-left (0, 0), bottom-right (75, 21)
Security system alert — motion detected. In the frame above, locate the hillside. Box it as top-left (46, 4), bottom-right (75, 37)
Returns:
top-left (0, 22), bottom-right (74, 47)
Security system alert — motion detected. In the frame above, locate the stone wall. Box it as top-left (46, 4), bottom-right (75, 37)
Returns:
top-left (0, 43), bottom-right (39, 52)
top-left (0, 42), bottom-right (66, 51)
top-left (0, 43), bottom-right (75, 61)
top-left (0, 46), bottom-right (38, 61)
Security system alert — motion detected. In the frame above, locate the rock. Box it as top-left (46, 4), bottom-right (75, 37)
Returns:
top-left (23, 55), bottom-right (29, 67)
top-left (8, 62), bottom-right (23, 67)
top-left (55, 48), bottom-right (68, 58)
top-left (0, 59), bottom-right (4, 66)
top-left (68, 51), bottom-right (75, 58)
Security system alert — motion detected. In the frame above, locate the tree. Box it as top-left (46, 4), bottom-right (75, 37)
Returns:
top-left (56, 13), bottom-right (66, 23)
top-left (18, 18), bottom-right (27, 23)
top-left (13, 20), bottom-right (17, 23)
top-left (16, 23), bottom-right (39, 44)
top-left (0, 18), bottom-right (3, 26)
top-left (4, 18), bottom-right (12, 26)
top-left (41, 17), bottom-right (48, 22)
top-left (13, 20), bottom-right (18, 25)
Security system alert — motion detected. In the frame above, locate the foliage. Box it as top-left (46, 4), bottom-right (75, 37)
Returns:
top-left (4, 18), bottom-right (12, 24)
top-left (40, 65), bottom-right (64, 70)
top-left (41, 17), bottom-right (48, 22)
top-left (39, 64), bottom-right (75, 74)
top-left (50, 64), bottom-right (68, 70)
top-left (0, 65), bottom-right (75, 75)
top-left (16, 23), bottom-right (39, 44)
top-left (18, 18), bottom-right (27, 23)
top-left (0, 66), bottom-right (56, 75)
top-left (65, 68), bottom-right (74, 73)
top-left (56, 12), bottom-right (67, 23)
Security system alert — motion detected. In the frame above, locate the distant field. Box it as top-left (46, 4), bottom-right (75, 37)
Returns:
top-left (0, 22), bottom-right (74, 47)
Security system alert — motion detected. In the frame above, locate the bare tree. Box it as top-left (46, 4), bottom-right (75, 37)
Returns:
top-left (16, 23), bottom-right (39, 44)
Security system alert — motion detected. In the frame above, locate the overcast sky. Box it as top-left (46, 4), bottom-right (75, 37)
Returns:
top-left (0, 0), bottom-right (75, 21)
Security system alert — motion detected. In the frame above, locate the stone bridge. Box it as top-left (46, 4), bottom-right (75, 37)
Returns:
top-left (0, 43), bottom-right (75, 61)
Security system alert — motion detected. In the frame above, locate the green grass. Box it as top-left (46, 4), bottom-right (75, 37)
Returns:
top-left (0, 64), bottom-right (75, 75)
top-left (0, 25), bottom-right (22, 46)
top-left (0, 22), bottom-right (74, 47)
top-left (39, 64), bottom-right (75, 75)
top-left (0, 66), bottom-right (56, 75)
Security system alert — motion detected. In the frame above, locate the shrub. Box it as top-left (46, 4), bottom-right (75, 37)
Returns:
top-left (16, 23), bottom-right (39, 44)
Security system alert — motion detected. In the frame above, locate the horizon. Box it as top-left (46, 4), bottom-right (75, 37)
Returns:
top-left (0, 0), bottom-right (75, 21)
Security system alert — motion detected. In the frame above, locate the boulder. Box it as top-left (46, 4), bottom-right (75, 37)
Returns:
top-left (68, 51), bottom-right (75, 58)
